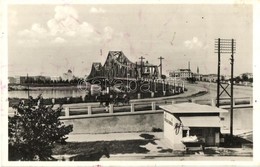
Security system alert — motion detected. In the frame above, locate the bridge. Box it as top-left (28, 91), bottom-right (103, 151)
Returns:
top-left (87, 51), bottom-right (160, 81)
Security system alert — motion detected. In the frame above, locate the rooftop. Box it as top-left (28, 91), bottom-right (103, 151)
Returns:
top-left (159, 103), bottom-right (228, 114)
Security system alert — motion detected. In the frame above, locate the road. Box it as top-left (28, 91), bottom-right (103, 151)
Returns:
top-left (8, 82), bottom-right (253, 116)
top-left (186, 81), bottom-right (252, 100)
top-left (101, 154), bottom-right (252, 161)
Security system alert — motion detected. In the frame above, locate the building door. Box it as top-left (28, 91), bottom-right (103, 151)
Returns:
top-left (205, 128), bottom-right (215, 146)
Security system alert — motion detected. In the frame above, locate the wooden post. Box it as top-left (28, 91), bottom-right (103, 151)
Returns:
top-left (131, 103), bottom-right (135, 112)
top-left (65, 107), bottom-right (69, 117)
top-left (88, 106), bottom-right (92, 115)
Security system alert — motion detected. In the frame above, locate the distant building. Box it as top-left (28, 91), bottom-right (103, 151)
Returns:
top-left (193, 66), bottom-right (202, 81)
top-left (223, 75), bottom-right (231, 80)
top-left (8, 76), bottom-right (20, 84)
top-left (50, 76), bottom-right (61, 81)
top-left (169, 69), bottom-right (193, 79)
top-left (193, 73), bottom-right (202, 81)
top-left (201, 74), bottom-right (218, 82)
top-left (20, 76), bottom-right (27, 84)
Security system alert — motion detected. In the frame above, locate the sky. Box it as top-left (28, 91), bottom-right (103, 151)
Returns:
top-left (8, 4), bottom-right (253, 77)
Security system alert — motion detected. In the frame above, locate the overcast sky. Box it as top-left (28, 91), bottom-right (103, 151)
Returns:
top-left (8, 4), bottom-right (252, 77)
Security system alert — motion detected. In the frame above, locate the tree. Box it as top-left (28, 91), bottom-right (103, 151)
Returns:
top-left (235, 76), bottom-right (242, 83)
top-left (161, 75), bottom-right (166, 80)
top-left (242, 74), bottom-right (249, 82)
top-left (248, 78), bottom-right (253, 83)
top-left (8, 95), bottom-right (73, 161)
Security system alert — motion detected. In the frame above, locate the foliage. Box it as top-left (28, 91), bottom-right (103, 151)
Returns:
top-left (8, 95), bottom-right (73, 161)
top-left (161, 75), bottom-right (166, 80)
top-left (241, 74), bottom-right (249, 82)
top-left (186, 77), bottom-right (196, 83)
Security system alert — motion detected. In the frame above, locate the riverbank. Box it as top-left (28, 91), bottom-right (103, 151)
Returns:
top-left (9, 85), bottom-right (78, 91)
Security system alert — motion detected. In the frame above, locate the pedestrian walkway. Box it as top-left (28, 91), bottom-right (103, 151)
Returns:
top-left (66, 132), bottom-right (164, 142)
top-left (55, 132), bottom-right (252, 161)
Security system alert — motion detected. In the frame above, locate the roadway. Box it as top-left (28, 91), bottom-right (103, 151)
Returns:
top-left (8, 82), bottom-right (253, 116)
top-left (187, 81), bottom-right (253, 100)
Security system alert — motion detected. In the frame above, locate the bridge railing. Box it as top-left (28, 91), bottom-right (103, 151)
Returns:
top-left (61, 97), bottom-right (253, 117)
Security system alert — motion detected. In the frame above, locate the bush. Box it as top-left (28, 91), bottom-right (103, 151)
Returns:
top-left (8, 95), bottom-right (73, 161)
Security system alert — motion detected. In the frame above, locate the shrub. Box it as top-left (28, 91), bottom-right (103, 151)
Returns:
top-left (8, 95), bottom-right (73, 161)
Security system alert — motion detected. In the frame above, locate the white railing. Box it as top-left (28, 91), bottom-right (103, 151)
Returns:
top-left (62, 97), bottom-right (253, 117)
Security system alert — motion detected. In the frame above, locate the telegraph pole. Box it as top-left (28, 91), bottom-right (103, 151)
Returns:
top-left (158, 56), bottom-right (164, 78)
top-left (217, 38), bottom-right (221, 107)
top-left (215, 38), bottom-right (236, 137)
top-left (230, 39), bottom-right (235, 137)
top-left (27, 73), bottom-right (30, 99)
top-left (139, 56), bottom-right (145, 78)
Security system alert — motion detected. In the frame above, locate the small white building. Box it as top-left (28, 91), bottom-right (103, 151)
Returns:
top-left (160, 103), bottom-right (228, 150)
top-left (169, 69), bottom-right (193, 79)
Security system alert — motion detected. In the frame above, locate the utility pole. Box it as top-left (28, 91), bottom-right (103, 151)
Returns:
top-left (158, 56), bottom-right (164, 78)
top-left (27, 73), bottom-right (30, 99)
top-left (217, 38), bottom-right (221, 107)
top-left (230, 39), bottom-right (235, 137)
top-left (139, 56), bottom-right (145, 78)
top-left (215, 38), bottom-right (236, 137)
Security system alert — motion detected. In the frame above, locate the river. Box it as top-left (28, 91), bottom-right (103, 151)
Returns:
top-left (8, 82), bottom-right (253, 99)
top-left (8, 89), bottom-right (88, 99)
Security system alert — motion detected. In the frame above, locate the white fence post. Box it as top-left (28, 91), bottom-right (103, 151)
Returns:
top-left (88, 106), bottom-right (92, 115)
top-left (211, 99), bottom-right (216, 106)
top-left (138, 93), bottom-right (141, 99)
top-left (109, 104), bottom-right (114, 114)
top-left (131, 103), bottom-right (135, 112)
top-left (152, 102), bottom-right (156, 111)
top-left (250, 97), bottom-right (253, 105)
top-left (151, 92), bottom-right (154, 98)
top-left (65, 107), bottom-right (70, 117)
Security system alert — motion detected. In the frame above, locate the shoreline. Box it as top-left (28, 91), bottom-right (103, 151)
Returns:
top-left (8, 85), bottom-right (79, 91)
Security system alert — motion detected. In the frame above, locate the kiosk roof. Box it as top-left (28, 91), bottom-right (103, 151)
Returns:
top-left (160, 103), bottom-right (228, 114)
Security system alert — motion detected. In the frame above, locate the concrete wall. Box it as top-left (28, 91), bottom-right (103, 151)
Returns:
top-left (61, 111), bottom-right (163, 134)
top-left (220, 108), bottom-right (252, 133)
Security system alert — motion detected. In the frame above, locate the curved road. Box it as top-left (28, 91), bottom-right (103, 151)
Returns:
top-left (185, 82), bottom-right (253, 100)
